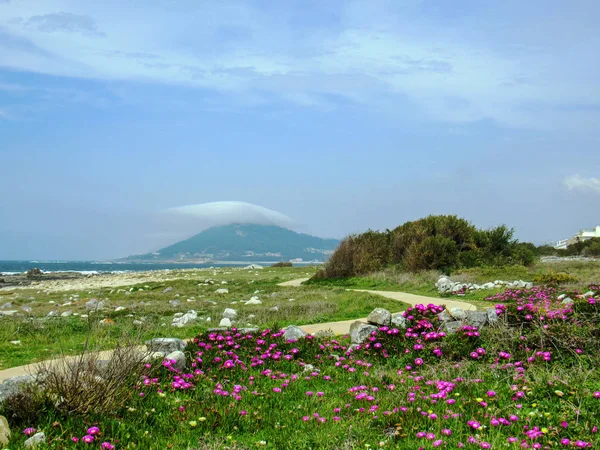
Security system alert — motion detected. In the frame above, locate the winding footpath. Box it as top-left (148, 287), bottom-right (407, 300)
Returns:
top-left (0, 278), bottom-right (475, 383)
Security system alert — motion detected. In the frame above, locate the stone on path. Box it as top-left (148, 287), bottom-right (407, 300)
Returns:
top-left (367, 308), bottom-right (391, 326)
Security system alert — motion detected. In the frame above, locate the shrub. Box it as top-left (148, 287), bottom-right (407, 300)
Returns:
top-left (534, 270), bottom-right (577, 286)
top-left (271, 261), bottom-right (293, 268)
top-left (317, 215), bottom-right (536, 279)
top-left (37, 343), bottom-right (150, 416)
top-left (0, 383), bottom-right (50, 428)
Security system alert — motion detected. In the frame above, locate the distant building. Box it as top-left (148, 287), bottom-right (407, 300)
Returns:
top-left (555, 225), bottom-right (600, 249)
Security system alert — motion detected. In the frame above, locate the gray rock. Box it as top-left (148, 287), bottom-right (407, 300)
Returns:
top-left (21, 306), bottom-right (32, 313)
top-left (391, 313), bottom-right (407, 329)
top-left (133, 320), bottom-right (143, 326)
top-left (238, 327), bottom-right (259, 334)
top-left (583, 291), bottom-right (595, 298)
top-left (47, 310), bottom-right (58, 317)
top-left (482, 282), bottom-right (496, 290)
top-left (245, 297), bottom-right (262, 305)
top-left (436, 276), bottom-right (454, 294)
top-left (145, 338), bottom-right (186, 354)
top-left (143, 351), bottom-right (166, 362)
top-left (86, 298), bottom-right (105, 310)
top-left (524, 282), bottom-right (534, 289)
top-left (0, 310), bottom-right (18, 317)
top-left (313, 329), bottom-right (335, 339)
top-left (0, 415), bottom-right (10, 446)
top-left (561, 297), bottom-right (574, 305)
top-left (269, 306), bottom-right (279, 312)
top-left (0, 303), bottom-right (12, 309)
top-left (223, 308), bottom-right (238, 319)
top-left (24, 432), bottom-right (46, 448)
top-left (437, 310), bottom-right (452, 322)
top-left (442, 320), bottom-right (463, 334)
top-left (163, 287), bottom-right (173, 293)
top-left (244, 264), bottom-right (264, 270)
top-left (449, 307), bottom-right (467, 320)
top-left (215, 288), bottom-right (229, 294)
top-left (0, 375), bottom-right (40, 402)
top-left (367, 308), bottom-right (391, 326)
top-left (60, 311), bottom-right (72, 317)
top-left (557, 294), bottom-right (566, 300)
top-left (172, 310), bottom-right (197, 328)
top-left (218, 317), bottom-right (232, 327)
top-left (169, 300), bottom-right (181, 307)
top-left (165, 351), bottom-right (186, 371)
top-left (465, 311), bottom-right (488, 328)
top-left (349, 321), bottom-right (378, 344)
top-left (486, 307), bottom-right (499, 325)
top-left (282, 325), bottom-right (307, 341)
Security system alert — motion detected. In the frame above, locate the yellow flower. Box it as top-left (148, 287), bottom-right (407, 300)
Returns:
top-left (532, 403), bottom-right (537, 407)
top-left (198, 417), bottom-right (206, 422)
top-left (476, 398), bottom-right (483, 402)
top-left (555, 390), bottom-right (564, 397)
top-left (542, 428), bottom-right (549, 434)
top-left (189, 421), bottom-right (197, 428)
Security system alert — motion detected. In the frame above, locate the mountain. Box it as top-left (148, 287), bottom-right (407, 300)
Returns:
top-left (127, 224), bottom-right (340, 262)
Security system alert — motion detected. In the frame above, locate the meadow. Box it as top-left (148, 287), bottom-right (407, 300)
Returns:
top-left (0, 262), bottom-right (599, 449)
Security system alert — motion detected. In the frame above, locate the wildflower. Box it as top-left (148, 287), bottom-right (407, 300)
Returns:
top-left (239, 410), bottom-right (247, 416)
top-left (306, 391), bottom-right (314, 396)
top-left (101, 443), bottom-right (115, 450)
top-left (487, 391), bottom-right (496, 397)
top-left (23, 428), bottom-right (36, 436)
top-left (189, 421), bottom-right (197, 427)
top-left (82, 435), bottom-right (95, 444)
top-left (87, 427), bottom-right (100, 436)
top-left (72, 437), bottom-right (80, 442)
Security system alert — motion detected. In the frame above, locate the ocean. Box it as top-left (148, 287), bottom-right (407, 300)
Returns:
top-left (0, 260), bottom-right (306, 275)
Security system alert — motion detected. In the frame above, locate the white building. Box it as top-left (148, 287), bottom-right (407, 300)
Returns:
top-left (555, 225), bottom-right (600, 249)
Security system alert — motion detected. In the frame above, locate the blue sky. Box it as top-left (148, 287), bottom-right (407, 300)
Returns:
top-left (1, 0), bottom-right (599, 260)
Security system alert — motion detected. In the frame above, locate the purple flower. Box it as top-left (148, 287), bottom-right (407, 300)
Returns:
top-left (87, 427), bottom-right (100, 436)
top-left (23, 428), bottom-right (36, 436)
top-left (82, 435), bottom-right (95, 444)
top-left (101, 443), bottom-right (115, 450)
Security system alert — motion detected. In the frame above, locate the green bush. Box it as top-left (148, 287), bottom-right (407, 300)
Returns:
top-left (316, 215), bottom-right (537, 279)
top-left (271, 261), bottom-right (293, 268)
top-left (534, 270), bottom-right (577, 286)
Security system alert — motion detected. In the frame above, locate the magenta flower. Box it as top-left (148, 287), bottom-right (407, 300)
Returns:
top-left (82, 435), bottom-right (95, 444)
top-left (101, 443), bottom-right (115, 450)
top-left (87, 427), bottom-right (100, 436)
top-left (23, 428), bottom-right (36, 436)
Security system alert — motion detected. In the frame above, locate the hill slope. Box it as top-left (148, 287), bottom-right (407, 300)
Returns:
top-left (128, 224), bottom-right (340, 262)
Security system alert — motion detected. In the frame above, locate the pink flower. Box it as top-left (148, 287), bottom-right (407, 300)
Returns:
top-left (72, 437), bottom-right (80, 443)
top-left (101, 443), bottom-right (115, 450)
top-left (82, 435), bottom-right (95, 444)
top-left (23, 428), bottom-right (36, 436)
top-left (87, 426), bottom-right (100, 436)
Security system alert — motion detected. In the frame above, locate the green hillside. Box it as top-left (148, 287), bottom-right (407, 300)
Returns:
top-left (128, 224), bottom-right (340, 262)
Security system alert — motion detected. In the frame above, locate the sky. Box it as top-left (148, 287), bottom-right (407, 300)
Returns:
top-left (0, 0), bottom-right (599, 260)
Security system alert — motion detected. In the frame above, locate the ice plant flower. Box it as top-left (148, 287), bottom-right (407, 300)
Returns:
top-left (82, 435), bottom-right (95, 444)
top-left (23, 428), bottom-right (36, 436)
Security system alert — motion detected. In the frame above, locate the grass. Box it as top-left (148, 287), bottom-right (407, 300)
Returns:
top-left (0, 267), bottom-right (409, 369)
top-left (1, 280), bottom-right (599, 449)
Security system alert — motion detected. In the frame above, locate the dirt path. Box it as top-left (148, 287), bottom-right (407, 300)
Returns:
top-left (0, 278), bottom-right (474, 382)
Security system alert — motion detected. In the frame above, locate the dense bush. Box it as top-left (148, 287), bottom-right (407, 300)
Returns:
top-left (271, 261), bottom-right (293, 268)
top-left (315, 215), bottom-right (536, 279)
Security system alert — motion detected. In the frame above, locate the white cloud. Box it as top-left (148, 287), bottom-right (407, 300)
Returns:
top-left (563, 175), bottom-right (600, 194)
top-left (161, 201), bottom-right (295, 230)
top-left (0, 1), bottom-right (598, 130)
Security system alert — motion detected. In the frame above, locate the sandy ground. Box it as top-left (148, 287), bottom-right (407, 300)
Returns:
top-left (0, 278), bottom-right (475, 382)
top-left (0, 269), bottom-right (219, 293)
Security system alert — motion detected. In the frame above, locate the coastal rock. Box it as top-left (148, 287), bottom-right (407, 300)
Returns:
top-left (442, 320), bottom-right (463, 334)
top-left (282, 325), bottom-right (307, 341)
top-left (24, 432), bottom-right (46, 448)
top-left (0, 375), bottom-right (40, 402)
top-left (349, 321), bottom-right (378, 344)
top-left (215, 288), bottom-right (229, 294)
top-left (583, 291), bottom-right (595, 298)
top-left (367, 308), bottom-right (391, 326)
top-left (165, 351), bottom-right (186, 371)
top-left (245, 297), bottom-right (262, 305)
top-left (60, 311), bottom-right (72, 317)
top-left (465, 311), bottom-right (488, 328)
top-left (0, 310), bottom-right (18, 317)
top-left (269, 306), bottom-right (279, 312)
top-left (486, 307), bottom-right (499, 325)
top-left (437, 310), bottom-right (452, 323)
top-left (238, 327), bottom-right (259, 334)
top-left (561, 297), bottom-right (574, 305)
top-left (245, 264), bottom-right (264, 270)
top-left (115, 306), bottom-right (126, 312)
top-left (172, 310), bottom-right (197, 327)
top-left (222, 308), bottom-right (238, 319)
top-left (449, 307), bottom-right (467, 320)
top-left (47, 310), bottom-right (58, 317)
top-left (436, 276), bottom-right (454, 294)
top-left (313, 329), bottom-right (335, 339)
top-left (86, 299), bottom-right (105, 310)
top-left (169, 300), bottom-right (181, 307)
top-left (391, 313), bottom-right (408, 329)
top-left (145, 338), bottom-right (186, 354)
top-left (0, 415), bottom-right (10, 446)
top-left (0, 303), bottom-right (12, 309)
top-left (218, 318), bottom-right (232, 327)
top-left (162, 287), bottom-right (173, 293)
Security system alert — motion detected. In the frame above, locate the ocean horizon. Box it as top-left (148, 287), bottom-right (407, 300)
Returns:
top-left (0, 260), bottom-right (321, 275)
